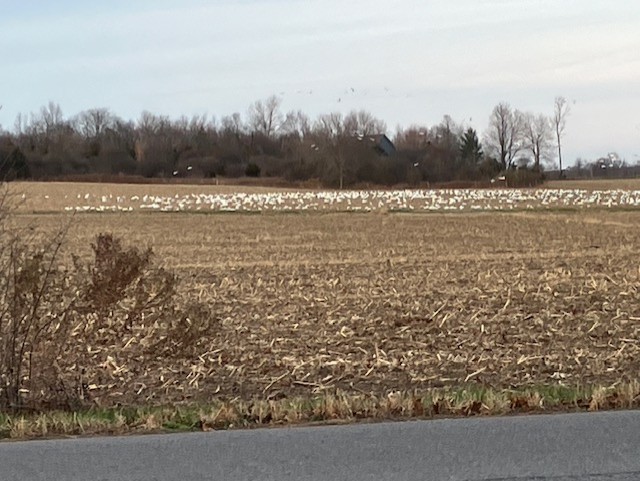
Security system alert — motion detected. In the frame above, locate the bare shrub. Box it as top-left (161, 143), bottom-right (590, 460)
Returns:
top-left (77, 233), bottom-right (216, 360)
top-left (505, 168), bottom-right (545, 187)
top-left (0, 212), bottom-right (77, 410)
top-left (86, 234), bottom-right (153, 311)
top-left (81, 233), bottom-right (178, 332)
top-left (0, 204), bottom-right (210, 410)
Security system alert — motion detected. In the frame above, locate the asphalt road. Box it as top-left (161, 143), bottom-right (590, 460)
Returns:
top-left (1, 410), bottom-right (639, 481)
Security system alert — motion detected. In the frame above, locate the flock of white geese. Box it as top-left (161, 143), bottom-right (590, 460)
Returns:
top-left (63, 188), bottom-right (640, 213)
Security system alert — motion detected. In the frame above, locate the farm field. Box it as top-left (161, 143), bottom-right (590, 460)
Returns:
top-left (545, 178), bottom-right (640, 191)
top-left (10, 180), bottom-right (640, 213)
top-left (2, 181), bottom-right (640, 436)
top-left (11, 209), bottom-right (640, 405)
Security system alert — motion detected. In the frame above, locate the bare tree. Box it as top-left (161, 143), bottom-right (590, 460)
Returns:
top-left (24, 102), bottom-right (68, 153)
top-left (523, 112), bottom-right (553, 169)
top-left (133, 112), bottom-right (175, 174)
top-left (484, 102), bottom-right (524, 170)
top-left (220, 112), bottom-right (245, 136)
top-left (12, 112), bottom-right (38, 152)
top-left (19, 102), bottom-right (80, 156)
top-left (344, 110), bottom-right (386, 136)
top-left (314, 112), bottom-right (347, 189)
top-left (437, 115), bottom-right (462, 142)
top-left (137, 111), bottom-right (170, 137)
top-left (247, 95), bottom-right (283, 138)
top-left (13, 112), bottom-right (25, 137)
top-left (393, 125), bottom-right (429, 150)
top-left (103, 118), bottom-right (136, 155)
top-left (280, 110), bottom-right (311, 139)
top-left (553, 96), bottom-right (570, 177)
top-left (40, 101), bottom-right (64, 136)
top-left (75, 108), bottom-right (116, 140)
top-left (187, 114), bottom-right (210, 135)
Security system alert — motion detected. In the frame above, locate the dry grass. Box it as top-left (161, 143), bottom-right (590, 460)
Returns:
top-left (545, 178), bottom-right (640, 190)
top-left (2, 382), bottom-right (639, 439)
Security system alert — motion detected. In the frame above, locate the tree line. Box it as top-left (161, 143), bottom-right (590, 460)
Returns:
top-left (0, 96), bottom-right (571, 187)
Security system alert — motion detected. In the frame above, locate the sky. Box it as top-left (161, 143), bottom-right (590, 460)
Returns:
top-left (1, 0), bottom-right (639, 165)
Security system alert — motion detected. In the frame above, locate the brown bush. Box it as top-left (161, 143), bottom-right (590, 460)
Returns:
top-left (0, 220), bottom-right (76, 410)
top-left (505, 168), bottom-right (545, 187)
top-left (0, 202), bottom-right (210, 410)
top-left (86, 234), bottom-right (153, 312)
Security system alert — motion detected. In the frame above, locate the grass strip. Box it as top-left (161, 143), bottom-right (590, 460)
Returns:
top-left (2, 382), bottom-right (639, 440)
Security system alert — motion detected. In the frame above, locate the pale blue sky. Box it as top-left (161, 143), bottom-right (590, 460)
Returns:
top-left (1, 0), bottom-right (639, 164)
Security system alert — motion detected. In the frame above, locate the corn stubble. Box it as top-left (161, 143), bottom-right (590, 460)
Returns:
top-left (2, 206), bottom-right (640, 436)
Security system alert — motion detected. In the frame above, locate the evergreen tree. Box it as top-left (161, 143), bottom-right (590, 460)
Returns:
top-left (459, 128), bottom-right (483, 166)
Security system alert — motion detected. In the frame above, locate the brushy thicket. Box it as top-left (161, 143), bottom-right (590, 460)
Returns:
top-left (0, 186), bottom-right (213, 411)
top-left (505, 168), bottom-right (545, 187)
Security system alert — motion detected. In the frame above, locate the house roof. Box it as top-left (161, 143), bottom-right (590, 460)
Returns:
top-left (355, 133), bottom-right (396, 156)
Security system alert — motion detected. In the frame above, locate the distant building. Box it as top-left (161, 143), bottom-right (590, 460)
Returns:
top-left (370, 134), bottom-right (396, 156)
top-left (355, 133), bottom-right (396, 156)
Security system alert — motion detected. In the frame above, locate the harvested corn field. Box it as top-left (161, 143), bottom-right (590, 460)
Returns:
top-left (11, 206), bottom-right (640, 410)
